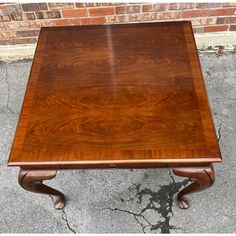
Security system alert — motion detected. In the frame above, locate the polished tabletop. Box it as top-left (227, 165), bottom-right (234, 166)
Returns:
top-left (8, 21), bottom-right (221, 169)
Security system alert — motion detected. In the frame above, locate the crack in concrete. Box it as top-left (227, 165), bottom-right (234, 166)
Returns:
top-left (217, 121), bottom-right (223, 142)
top-left (61, 209), bottom-right (76, 234)
top-left (2, 66), bottom-right (18, 115)
top-left (106, 171), bottom-right (188, 233)
top-left (49, 195), bottom-right (76, 234)
top-left (106, 207), bottom-right (151, 233)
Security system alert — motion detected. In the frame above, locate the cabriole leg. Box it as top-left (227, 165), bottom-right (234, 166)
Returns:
top-left (172, 164), bottom-right (215, 209)
top-left (18, 169), bottom-right (66, 209)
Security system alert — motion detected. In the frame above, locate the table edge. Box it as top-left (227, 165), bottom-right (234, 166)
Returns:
top-left (8, 156), bottom-right (222, 169)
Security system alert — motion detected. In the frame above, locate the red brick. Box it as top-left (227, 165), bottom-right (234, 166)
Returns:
top-left (127, 5), bottom-right (140, 13)
top-left (38, 3), bottom-right (48, 11)
top-left (71, 19), bottom-right (80, 25)
top-left (41, 21), bottom-right (54, 27)
top-left (217, 17), bottom-right (236, 24)
top-left (141, 13), bottom-right (157, 21)
top-left (104, 15), bottom-right (117, 23)
top-left (0, 39), bottom-right (15, 45)
top-left (182, 9), bottom-right (209, 18)
top-left (89, 7), bottom-right (114, 16)
top-left (129, 12), bottom-right (157, 22)
top-left (48, 3), bottom-right (74, 9)
top-left (153, 4), bottom-right (168, 11)
top-left (196, 3), bottom-right (222, 8)
top-left (160, 11), bottom-right (181, 19)
top-left (80, 16), bottom-right (105, 25)
top-left (53, 19), bottom-right (68, 26)
top-left (209, 8), bottom-right (235, 16)
top-left (1, 2), bottom-right (235, 46)
top-left (204, 25), bottom-right (229, 32)
top-left (53, 19), bottom-right (73, 26)
top-left (191, 17), bottom-right (217, 26)
top-left (169, 3), bottom-right (196, 10)
top-left (142, 4), bottom-right (153, 12)
top-left (229, 25), bottom-right (236, 30)
top-left (193, 27), bottom-right (204, 33)
top-left (0, 22), bottom-right (7, 30)
top-left (0, 4), bottom-right (22, 15)
top-left (0, 15), bottom-right (10, 22)
top-left (115, 6), bottom-right (127, 14)
top-left (105, 14), bottom-right (130, 23)
top-left (7, 21), bottom-right (29, 30)
top-left (118, 15), bottom-right (130, 23)
top-left (53, 18), bottom-right (80, 26)
top-left (216, 17), bottom-right (225, 24)
top-left (80, 18), bottom-right (90, 25)
top-left (75, 3), bottom-right (84, 8)
top-left (16, 29), bottom-right (39, 37)
top-left (22, 3), bottom-right (37, 11)
top-left (22, 3), bottom-right (47, 12)
top-left (179, 3), bottom-right (195, 10)
top-left (169, 3), bottom-right (178, 10)
top-left (29, 20), bottom-right (54, 28)
top-left (26, 12), bottom-right (36, 20)
top-left (205, 17), bottom-right (217, 25)
top-left (36, 11), bottom-right (61, 19)
top-left (130, 14), bottom-right (142, 22)
top-left (62, 9), bottom-right (87, 18)
top-left (0, 31), bottom-right (15, 39)
top-left (115, 14), bottom-right (130, 22)
top-left (191, 18), bottom-right (202, 26)
top-left (82, 3), bottom-right (113, 7)
top-left (14, 37), bottom-right (37, 45)
top-left (223, 3), bottom-right (236, 7)
top-left (29, 21), bottom-right (42, 29)
top-left (10, 13), bottom-right (27, 21)
top-left (91, 17), bottom-right (105, 25)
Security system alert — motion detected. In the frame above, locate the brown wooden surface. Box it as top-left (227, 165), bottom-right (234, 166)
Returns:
top-left (8, 21), bottom-right (221, 169)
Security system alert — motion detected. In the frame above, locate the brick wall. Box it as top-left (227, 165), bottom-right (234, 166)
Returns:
top-left (0, 2), bottom-right (236, 45)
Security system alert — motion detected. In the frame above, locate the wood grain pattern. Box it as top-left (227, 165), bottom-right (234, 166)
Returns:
top-left (8, 21), bottom-right (221, 169)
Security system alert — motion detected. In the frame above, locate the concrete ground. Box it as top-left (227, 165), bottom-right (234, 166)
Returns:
top-left (0, 53), bottom-right (235, 233)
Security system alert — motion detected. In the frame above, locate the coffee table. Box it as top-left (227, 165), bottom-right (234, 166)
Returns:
top-left (8, 21), bottom-right (222, 210)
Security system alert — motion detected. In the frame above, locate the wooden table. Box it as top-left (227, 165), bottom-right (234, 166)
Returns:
top-left (8, 21), bottom-right (222, 210)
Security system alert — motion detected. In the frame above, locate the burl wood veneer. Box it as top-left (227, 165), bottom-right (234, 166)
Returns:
top-left (8, 21), bottom-right (221, 209)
